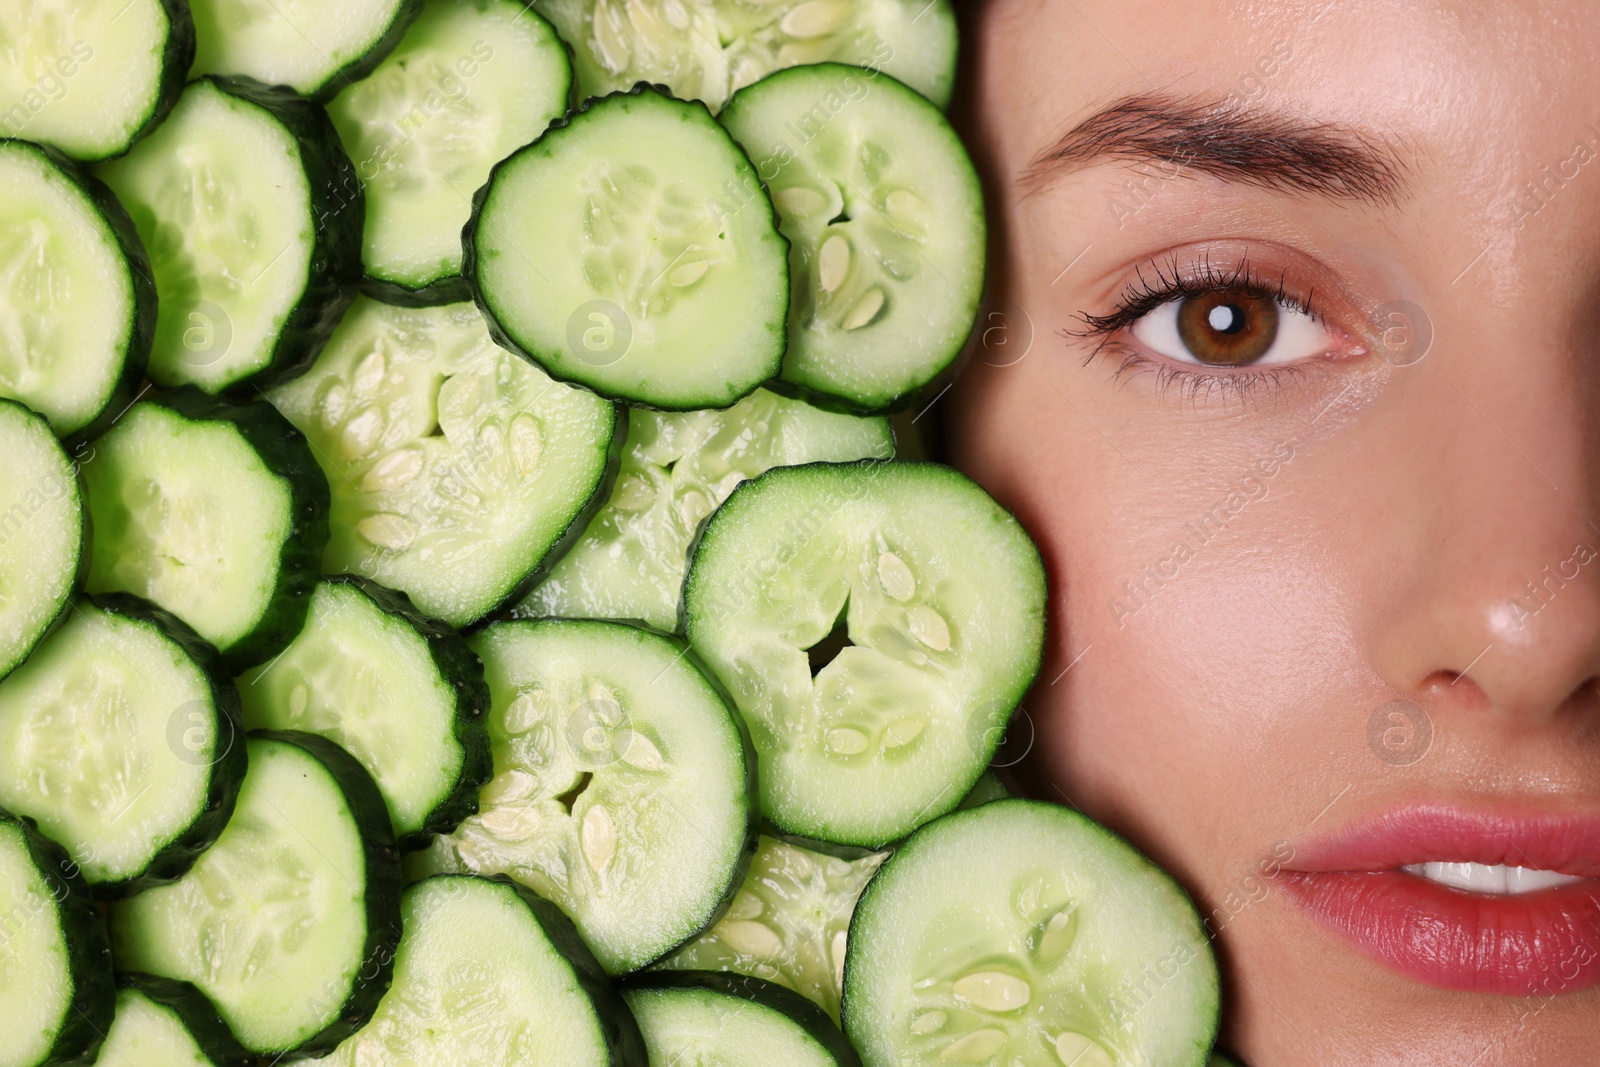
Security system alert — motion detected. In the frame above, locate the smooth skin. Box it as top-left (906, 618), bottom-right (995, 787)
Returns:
top-left (949, 1), bottom-right (1600, 1064)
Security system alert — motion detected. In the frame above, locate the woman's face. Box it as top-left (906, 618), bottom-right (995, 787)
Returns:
top-left (950, 1), bottom-right (1600, 1062)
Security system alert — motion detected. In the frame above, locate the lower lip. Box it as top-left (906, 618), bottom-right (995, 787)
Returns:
top-left (1283, 870), bottom-right (1600, 995)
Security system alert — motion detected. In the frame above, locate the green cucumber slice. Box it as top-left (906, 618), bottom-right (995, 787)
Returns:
top-left (465, 85), bottom-right (789, 410)
top-left (96, 76), bottom-right (362, 393)
top-left (0, 808), bottom-right (115, 1067)
top-left (81, 390), bottom-right (330, 674)
top-left (540, 0), bottom-right (957, 112)
top-left (684, 461), bottom-right (1046, 847)
top-left (720, 63), bottom-right (986, 411)
top-left (91, 978), bottom-right (252, 1067)
top-left (0, 142), bottom-right (152, 440)
top-left (238, 577), bottom-right (491, 846)
top-left (520, 388), bottom-right (893, 632)
top-left (268, 297), bottom-right (619, 628)
top-left (188, 0), bottom-right (421, 99)
top-left (325, 875), bottom-right (645, 1065)
top-left (624, 972), bottom-right (861, 1066)
top-left (842, 800), bottom-right (1221, 1067)
top-left (328, 0), bottom-right (571, 302)
top-left (412, 619), bottom-right (757, 974)
top-left (656, 833), bottom-right (886, 1022)
top-left (0, 596), bottom-right (244, 894)
top-left (109, 733), bottom-right (403, 1058)
top-left (1210, 1054), bottom-right (1243, 1066)
top-left (958, 770), bottom-right (1013, 809)
top-left (0, 0), bottom-right (193, 162)
top-left (0, 399), bottom-right (82, 681)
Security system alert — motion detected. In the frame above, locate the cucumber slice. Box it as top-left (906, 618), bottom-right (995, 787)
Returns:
top-left (328, 0), bottom-right (571, 302)
top-left (267, 298), bottom-right (619, 628)
top-left (0, 808), bottom-right (115, 1067)
top-left (721, 64), bottom-right (986, 412)
top-left (0, 0), bottom-right (193, 161)
top-left (1210, 1054), bottom-right (1243, 1066)
top-left (189, 0), bottom-right (420, 99)
top-left (540, 0), bottom-right (957, 112)
top-left (81, 390), bottom-right (330, 674)
top-left (465, 85), bottom-right (789, 410)
top-left (958, 770), bottom-right (1012, 809)
top-left (842, 800), bottom-right (1221, 1067)
top-left (0, 142), bottom-right (152, 440)
top-left (0, 597), bottom-right (244, 894)
top-left (238, 577), bottom-right (491, 846)
top-left (411, 619), bottom-right (756, 974)
top-left (96, 76), bottom-right (362, 394)
top-left (0, 400), bottom-right (82, 681)
top-left (520, 388), bottom-right (893, 632)
top-left (656, 833), bottom-right (886, 1022)
top-left (325, 875), bottom-right (645, 1065)
top-left (624, 972), bottom-right (861, 1066)
top-left (109, 733), bottom-right (403, 1058)
top-left (684, 461), bottom-right (1046, 847)
top-left (91, 978), bottom-right (252, 1067)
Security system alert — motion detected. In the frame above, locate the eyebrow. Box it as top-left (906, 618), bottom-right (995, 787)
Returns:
top-left (1023, 92), bottom-right (1412, 205)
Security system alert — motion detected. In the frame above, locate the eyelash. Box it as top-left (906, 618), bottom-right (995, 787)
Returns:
top-left (1068, 252), bottom-right (1327, 406)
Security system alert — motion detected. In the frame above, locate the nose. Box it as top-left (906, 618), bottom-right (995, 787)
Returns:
top-left (1368, 356), bottom-right (1600, 723)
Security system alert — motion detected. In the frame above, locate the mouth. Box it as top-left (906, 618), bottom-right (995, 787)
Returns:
top-left (1282, 805), bottom-right (1600, 996)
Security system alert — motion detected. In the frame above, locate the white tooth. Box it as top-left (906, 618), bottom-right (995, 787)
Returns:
top-left (1408, 861), bottom-right (1583, 896)
top-left (1505, 866), bottom-right (1585, 894)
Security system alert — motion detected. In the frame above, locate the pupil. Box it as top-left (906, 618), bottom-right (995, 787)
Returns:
top-left (1208, 304), bottom-right (1243, 333)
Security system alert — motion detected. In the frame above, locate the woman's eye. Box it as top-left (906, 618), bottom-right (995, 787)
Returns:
top-left (1128, 288), bottom-right (1333, 368)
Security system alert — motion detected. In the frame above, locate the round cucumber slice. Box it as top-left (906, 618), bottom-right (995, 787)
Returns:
top-left (325, 875), bottom-right (645, 1065)
top-left (92, 978), bottom-right (253, 1067)
top-left (238, 577), bottom-right (492, 846)
top-left (328, 0), bottom-right (571, 302)
top-left (95, 76), bottom-right (362, 394)
top-left (0, 0), bottom-right (193, 162)
top-left (0, 142), bottom-right (152, 440)
top-left (267, 298), bottom-right (620, 629)
top-left (109, 733), bottom-right (403, 1058)
top-left (0, 808), bottom-right (115, 1067)
top-left (684, 461), bottom-right (1046, 847)
top-left (413, 619), bottom-right (757, 974)
top-left (842, 800), bottom-right (1221, 1067)
top-left (720, 63), bottom-right (986, 412)
top-left (465, 85), bottom-right (789, 410)
top-left (0, 399), bottom-right (82, 681)
top-left (188, 0), bottom-right (420, 99)
top-left (81, 390), bottom-right (330, 674)
top-left (624, 972), bottom-right (861, 1066)
top-left (0, 596), bottom-right (244, 894)
top-left (520, 388), bottom-right (893, 633)
top-left (539, 0), bottom-right (957, 112)
top-left (656, 833), bottom-right (886, 1022)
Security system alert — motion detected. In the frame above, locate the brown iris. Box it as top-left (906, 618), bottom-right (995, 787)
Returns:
top-left (1175, 289), bottom-right (1280, 366)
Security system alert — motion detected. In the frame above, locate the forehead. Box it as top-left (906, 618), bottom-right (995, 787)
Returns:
top-left (969, 0), bottom-right (1600, 185)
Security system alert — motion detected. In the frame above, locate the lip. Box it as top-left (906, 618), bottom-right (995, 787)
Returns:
top-left (1282, 804), bottom-right (1600, 996)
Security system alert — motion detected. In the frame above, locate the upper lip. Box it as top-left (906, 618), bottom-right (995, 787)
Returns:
top-left (1285, 803), bottom-right (1600, 880)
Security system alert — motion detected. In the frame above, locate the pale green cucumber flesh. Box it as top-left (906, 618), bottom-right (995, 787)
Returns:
top-left (842, 800), bottom-right (1221, 1067)
top-left (412, 620), bottom-right (755, 974)
top-left (467, 87), bottom-right (788, 410)
top-left (0, 818), bottom-right (78, 1067)
top-left (520, 388), bottom-right (892, 632)
top-left (624, 980), bottom-right (847, 1066)
top-left (267, 298), bottom-right (617, 628)
top-left (188, 0), bottom-right (416, 97)
top-left (328, 0), bottom-right (570, 295)
top-left (684, 462), bottom-right (1046, 846)
top-left (539, 0), bottom-right (957, 112)
top-left (0, 399), bottom-right (81, 680)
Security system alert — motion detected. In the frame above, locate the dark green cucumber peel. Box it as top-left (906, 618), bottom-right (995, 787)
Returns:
top-left (185, 76), bottom-right (363, 394)
top-left (0, 807), bottom-right (115, 1067)
top-left (247, 729), bottom-right (404, 1059)
top-left (325, 576), bottom-right (493, 847)
top-left (145, 388), bottom-right (331, 674)
top-left (455, 404), bottom-right (630, 633)
top-left (303, 0), bottom-right (427, 102)
top-left (0, 142), bottom-right (155, 445)
top-left (461, 83), bottom-right (790, 413)
top-left (82, 593), bottom-right (247, 899)
top-left (111, 974), bottom-right (255, 1067)
top-left (624, 970), bottom-right (863, 1066)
